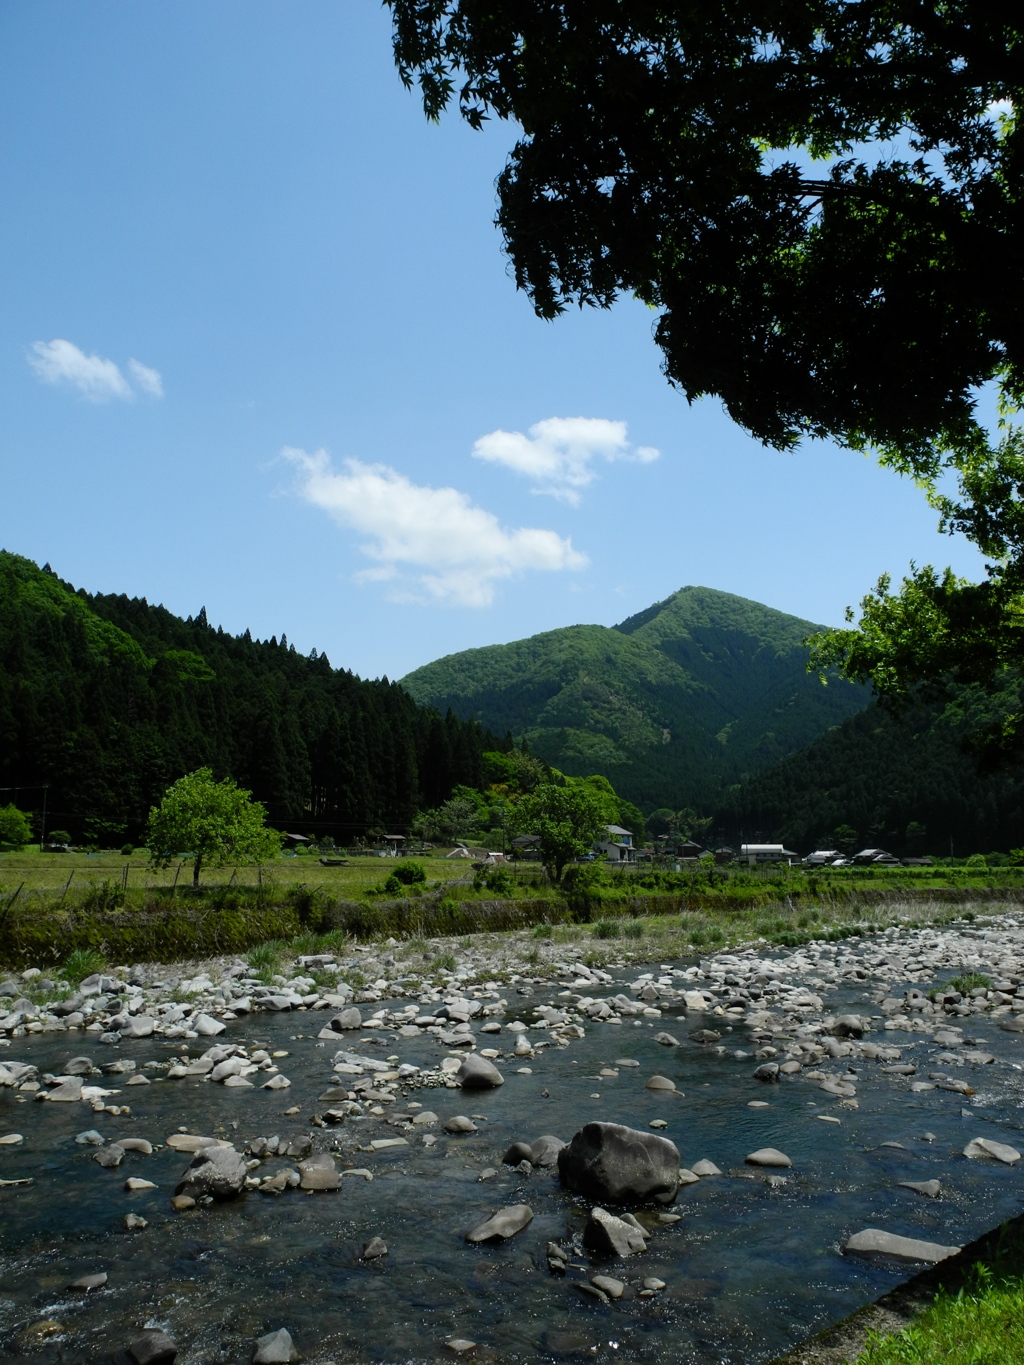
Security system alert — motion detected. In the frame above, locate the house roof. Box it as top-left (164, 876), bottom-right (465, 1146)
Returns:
top-left (604, 824), bottom-right (633, 837)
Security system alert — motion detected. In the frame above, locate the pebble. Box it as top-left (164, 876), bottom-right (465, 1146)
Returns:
top-left (171, 1195), bottom-right (196, 1211)
top-left (445, 1339), bottom-right (476, 1354)
top-left (643, 1277), bottom-right (666, 1291)
top-left (123, 1214), bottom-right (148, 1230)
top-left (361, 1236), bottom-right (388, 1259)
top-left (649, 1119), bottom-right (668, 1129)
top-left (68, 1272), bottom-right (107, 1292)
top-left (125, 1177), bottom-right (157, 1191)
top-left (0, 1132), bottom-right (24, 1145)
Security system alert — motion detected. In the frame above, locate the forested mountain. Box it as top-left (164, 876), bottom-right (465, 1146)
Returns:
top-left (401, 586), bottom-right (867, 811)
top-left (715, 684), bottom-right (1024, 857)
top-left (0, 552), bottom-right (496, 842)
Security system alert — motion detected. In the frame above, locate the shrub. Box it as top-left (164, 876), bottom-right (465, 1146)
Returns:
top-left (80, 879), bottom-right (125, 911)
top-left (61, 948), bottom-right (106, 983)
top-left (594, 918), bottom-right (620, 939)
top-left (248, 940), bottom-right (284, 973)
top-left (623, 919), bottom-right (646, 939)
top-left (120, 844), bottom-right (134, 856)
top-left (948, 972), bottom-right (992, 994)
top-left (482, 866), bottom-right (515, 897)
top-left (392, 860), bottom-right (427, 885)
top-left (431, 951), bottom-right (457, 972)
top-left (384, 874), bottom-right (404, 896)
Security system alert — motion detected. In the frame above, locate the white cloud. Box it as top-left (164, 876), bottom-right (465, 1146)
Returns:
top-left (128, 358), bottom-right (164, 397)
top-left (284, 447), bottom-right (588, 607)
top-left (29, 338), bottom-right (132, 402)
top-left (472, 416), bottom-right (659, 504)
top-left (28, 338), bottom-right (164, 402)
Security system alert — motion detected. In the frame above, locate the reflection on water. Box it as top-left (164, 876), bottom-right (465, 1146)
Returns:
top-left (1, 964), bottom-right (1023, 1364)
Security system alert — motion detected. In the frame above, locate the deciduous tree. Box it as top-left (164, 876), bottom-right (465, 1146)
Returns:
top-left (146, 768), bottom-right (280, 888)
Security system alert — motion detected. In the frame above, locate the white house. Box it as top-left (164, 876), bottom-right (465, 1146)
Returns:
top-left (595, 824), bottom-right (635, 863)
top-left (739, 843), bottom-right (799, 865)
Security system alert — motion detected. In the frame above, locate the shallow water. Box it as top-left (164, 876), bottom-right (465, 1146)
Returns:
top-left (2, 963), bottom-right (1024, 1364)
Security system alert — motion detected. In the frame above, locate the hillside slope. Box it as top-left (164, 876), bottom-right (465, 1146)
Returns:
top-left (0, 552), bottom-right (495, 842)
top-left (715, 684), bottom-right (1024, 858)
top-left (401, 586), bottom-right (867, 810)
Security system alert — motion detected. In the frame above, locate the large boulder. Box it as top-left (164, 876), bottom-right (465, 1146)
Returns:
top-left (175, 1143), bottom-right (247, 1201)
top-left (557, 1122), bottom-right (679, 1204)
top-left (456, 1054), bottom-right (504, 1090)
top-left (120, 1015), bottom-right (156, 1039)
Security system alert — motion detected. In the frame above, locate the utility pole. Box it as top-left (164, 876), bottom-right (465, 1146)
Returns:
top-left (39, 785), bottom-right (48, 851)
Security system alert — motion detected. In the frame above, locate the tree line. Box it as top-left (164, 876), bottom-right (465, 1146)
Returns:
top-left (0, 552), bottom-right (500, 843)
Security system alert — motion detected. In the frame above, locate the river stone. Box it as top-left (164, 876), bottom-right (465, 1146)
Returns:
top-left (900, 1180), bottom-right (942, 1197)
top-left (530, 1135), bottom-right (566, 1167)
top-left (124, 1213), bottom-right (148, 1231)
top-left (211, 1058), bottom-right (243, 1082)
top-left (503, 1142), bottom-right (533, 1165)
top-left (690, 1159), bottom-right (722, 1177)
top-left (466, 1204), bottom-right (534, 1242)
top-left (645, 1075), bottom-right (676, 1091)
top-left (65, 1056), bottom-right (94, 1075)
top-left (331, 1008), bottom-right (362, 1031)
top-left (253, 1328), bottom-right (298, 1364)
top-left (445, 1115), bottom-right (478, 1134)
top-left (820, 1079), bottom-right (857, 1098)
top-left (76, 1129), bottom-right (104, 1145)
top-left (193, 1013), bottom-right (225, 1036)
top-left (94, 1145), bottom-right (126, 1168)
top-left (591, 1275), bottom-right (625, 1299)
top-left (412, 1111), bottom-right (438, 1126)
top-left (690, 1029), bottom-right (721, 1045)
top-left (654, 1033), bottom-right (680, 1047)
top-left (831, 1015), bottom-right (866, 1038)
top-left (165, 1134), bottom-right (218, 1153)
top-left (362, 1236), bottom-right (388, 1259)
top-left (583, 1206), bottom-right (647, 1257)
top-left (964, 1137), bottom-right (1021, 1164)
top-left (171, 1195), bottom-right (195, 1211)
top-left (844, 1228), bottom-right (961, 1264)
top-left (175, 1144), bottom-right (247, 1200)
top-left (46, 1078), bottom-right (83, 1102)
top-left (745, 1148), bottom-right (792, 1168)
top-left (129, 1328), bottom-right (178, 1365)
top-left (456, 1055), bottom-right (504, 1090)
top-left (559, 1122), bottom-right (679, 1204)
top-left (262, 1075), bottom-right (291, 1090)
top-left (999, 1016), bottom-right (1024, 1033)
top-left (298, 1154), bottom-right (341, 1190)
top-left (68, 1272), bottom-right (107, 1291)
top-left (752, 1064), bottom-right (779, 1083)
top-left (121, 1015), bottom-right (156, 1039)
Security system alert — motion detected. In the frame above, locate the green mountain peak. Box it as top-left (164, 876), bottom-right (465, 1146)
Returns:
top-left (401, 587), bottom-right (866, 811)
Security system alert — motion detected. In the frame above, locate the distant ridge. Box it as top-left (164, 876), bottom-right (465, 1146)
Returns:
top-left (401, 586), bottom-right (867, 811)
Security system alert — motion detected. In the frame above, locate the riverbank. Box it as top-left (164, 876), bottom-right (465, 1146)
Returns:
top-left (5, 907), bottom-right (1024, 1362)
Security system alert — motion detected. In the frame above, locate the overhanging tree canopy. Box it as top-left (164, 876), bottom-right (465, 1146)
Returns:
top-left (390, 0), bottom-right (1021, 460)
top-left (390, 2), bottom-right (1024, 739)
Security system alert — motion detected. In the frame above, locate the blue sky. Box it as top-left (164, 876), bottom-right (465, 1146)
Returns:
top-left (0, 1), bottom-right (986, 680)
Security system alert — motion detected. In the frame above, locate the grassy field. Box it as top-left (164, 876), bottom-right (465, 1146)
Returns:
top-left (0, 848), bottom-right (489, 899)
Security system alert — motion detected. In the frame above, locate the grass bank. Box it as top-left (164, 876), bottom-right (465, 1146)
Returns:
top-left (0, 865), bottom-right (1016, 972)
top-left (774, 1211), bottom-right (1024, 1365)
